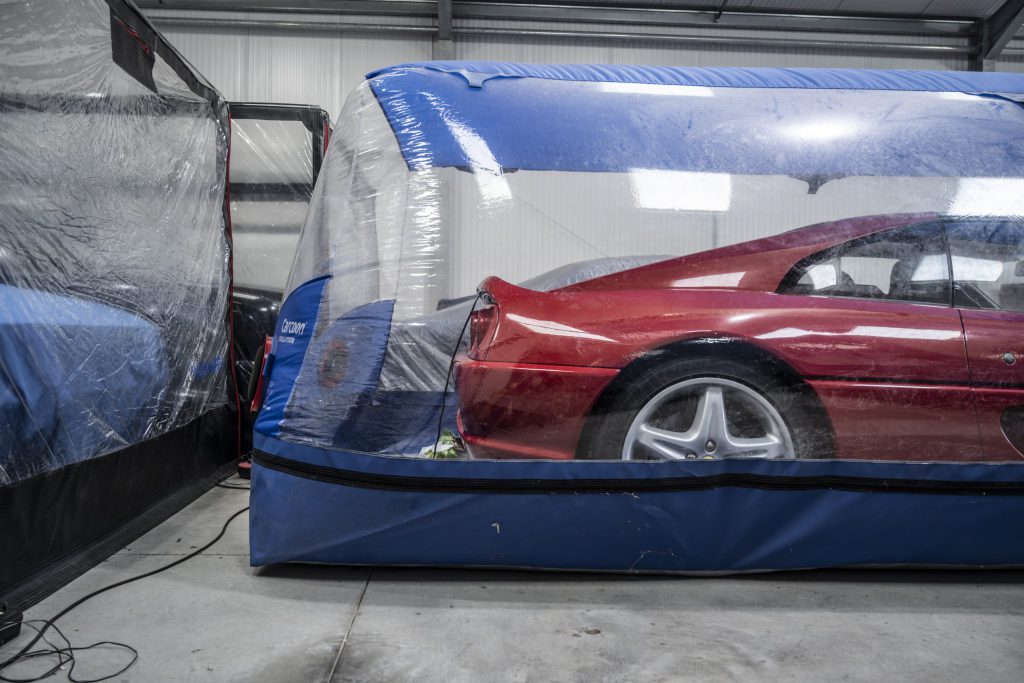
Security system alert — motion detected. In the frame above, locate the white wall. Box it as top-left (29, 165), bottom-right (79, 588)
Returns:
top-left (153, 12), bottom-right (434, 120)
top-left (452, 18), bottom-right (969, 73)
top-left (1000, 55), bottom-right (1024, 73)
top-left (143, 10), bottom-right (1024, 122)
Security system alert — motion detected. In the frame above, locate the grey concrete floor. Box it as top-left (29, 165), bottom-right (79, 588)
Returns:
top-left (2, 480), bottom-right (1023, 682)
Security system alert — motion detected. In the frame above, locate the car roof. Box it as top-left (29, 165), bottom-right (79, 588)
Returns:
top-left (562, 213), bottom-right (942, 294)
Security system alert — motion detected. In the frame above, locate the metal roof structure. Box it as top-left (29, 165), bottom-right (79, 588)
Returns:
top-left (138, 0), bottom-right (1024, 70)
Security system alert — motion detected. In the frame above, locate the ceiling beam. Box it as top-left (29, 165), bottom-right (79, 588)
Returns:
top-left (459, 2), bottom-right (973, 37)
top-left (136, 1), bottom-right (437, 18)
top-left (134, 1), bottom-right (976, 38)
top-left (435, 0), bottom-right (454, 59)
top-left (982, 0), bottom-right (1024, 62)
top-left (146, 13), bottom-right (976, 57)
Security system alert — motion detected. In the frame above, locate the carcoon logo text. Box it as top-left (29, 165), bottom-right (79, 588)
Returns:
top-left (278, 318), bottom-right (308, 344)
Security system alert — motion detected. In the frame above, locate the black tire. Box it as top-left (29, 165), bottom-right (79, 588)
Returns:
top-left (576, 348), bottom-right (834, 460)
top-left (244, 343), bottom-right (265, 407)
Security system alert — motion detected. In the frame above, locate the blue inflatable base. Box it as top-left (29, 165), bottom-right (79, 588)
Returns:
top-left (250, 434), bottom-right (1024, 573)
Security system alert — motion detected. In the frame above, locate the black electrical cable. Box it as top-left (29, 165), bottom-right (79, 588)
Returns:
top-left (216, 473), bottom-right (250, 490)
top-left (0, 620), bottom-right (137, 683)
top-left (0, 506), bottom-right (249, 682)
top-left (432, 293), bottom-right (483, 457)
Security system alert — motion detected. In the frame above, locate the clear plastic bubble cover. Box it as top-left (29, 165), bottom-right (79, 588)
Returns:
top-left (0, 0), bottom-right (230, 484)
top-left (260, 66), bottom-right (1024, 464)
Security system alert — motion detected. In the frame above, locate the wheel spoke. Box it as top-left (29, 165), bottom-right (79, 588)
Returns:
top-left (721, 434), bottom-right (786, 459)
top-left (690, 386), bottom-right (728, 447)
top-left (636, 424), bottom-right (702, 460)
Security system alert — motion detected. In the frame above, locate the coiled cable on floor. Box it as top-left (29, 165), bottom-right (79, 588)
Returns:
top-left (0, 506), bottom-right (250, 682)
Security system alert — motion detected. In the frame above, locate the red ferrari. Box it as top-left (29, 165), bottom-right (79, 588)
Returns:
top-left (454, 214), bottom-right (1024, 462)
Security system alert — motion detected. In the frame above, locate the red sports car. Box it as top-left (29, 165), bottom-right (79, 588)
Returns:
top-left (454, 214), bottom-right (1024, 462)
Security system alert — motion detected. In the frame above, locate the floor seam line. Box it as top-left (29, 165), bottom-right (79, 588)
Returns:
top-left (325, 567), bottom-right (373, 682)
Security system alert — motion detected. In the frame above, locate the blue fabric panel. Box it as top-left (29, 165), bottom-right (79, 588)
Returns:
top-left (254, 276), bottom-right (329, 437)
top-left (366, 62), bottom-right (1024, 175)
top-left (368, 62), bottom-right (1024, 95)
top-left (0, 286), bottom-right (166, 476)
top-left (279, 299), bottom-right (395, 449)
top-left (250, 434), bottom-right (1024, 572)
top-left (272, 298), bottom-right (458, 453)
top-left (329, 389), bottom-right (458, 454)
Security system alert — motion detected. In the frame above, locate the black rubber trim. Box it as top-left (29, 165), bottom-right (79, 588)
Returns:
top-left (253, 450), bottom-right (1024, 496)
top-left (230, 182), bottom-right (316, 203)
top-left (228, 102), bottom-right (331, 181)
top-left (105, 0), bottom-right (222, 105)
top-left (1, 407), bottom-right (236, 616)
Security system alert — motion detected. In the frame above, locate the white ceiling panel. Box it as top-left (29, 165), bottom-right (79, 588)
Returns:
top-left (663, 0), bottom-right (1010, 18)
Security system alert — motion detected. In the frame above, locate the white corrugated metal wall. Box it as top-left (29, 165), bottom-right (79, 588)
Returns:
top-left (154, 12), bottom-right (434, 121)
top-left (1001, 53), bottom-right (1024, 72)
top-left (149, 9), bottom-right (1024, 121)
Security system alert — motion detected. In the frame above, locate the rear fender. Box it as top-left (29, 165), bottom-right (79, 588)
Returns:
top-left (583, 335), bottom-right (835, 448)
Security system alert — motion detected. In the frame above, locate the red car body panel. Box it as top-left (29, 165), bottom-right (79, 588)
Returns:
top-left (454, 361), bottom-right (618, 460)
top-left (805, 381), bottom-right (982, 461)
top-left (961, 309), bottom-right (1024, 458)
top-left (454, 214), bottom-right (1024, 462)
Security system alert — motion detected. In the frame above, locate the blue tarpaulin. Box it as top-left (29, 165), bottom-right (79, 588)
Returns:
top-left (368, 62), bottom-right (1024, 175)
top-left (0, 285), bottom-right (167, 482)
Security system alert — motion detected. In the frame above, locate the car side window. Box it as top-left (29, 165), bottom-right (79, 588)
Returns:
top-left (779, 222), bottom-right (951, 306)
top-left (946, 220), bottom-right (1024, 313)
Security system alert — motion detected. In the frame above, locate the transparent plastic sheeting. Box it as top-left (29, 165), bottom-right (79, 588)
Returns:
top-left (257, 63), bottom-right (1024, 465)
top-left (0, 0), bottom-right (230, 485)
top-left (230, 117), bottom-right (316, 297)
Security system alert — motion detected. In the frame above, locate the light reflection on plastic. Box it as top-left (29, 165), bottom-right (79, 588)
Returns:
top-left (950, 178), bottom-right (1024, 216)
top-left (446, 117), bottom-right (512, 202)
top-left (804, 264), bottom-right (837, 289)
top-left (908, 254), bottom-right (949, 281)
top-left (781, 119), bottom-right (859, 142)
top-left (475, 173), bottom-right (513, 203)
top-left (938, 92), bottom-right (982, 102)
top-left (910, 254), bottom-right (1007, 282)
top-left (630, 170), bottom-right (731, 212)
top-left (506, 313), bottom-right (616, 342)
top-left (758, 326), bottom-right (961, 341)
top-left (672, 272), bottom-right (744, 288)
top-left (943, 255), bottom-right (1003, 282)
top-left (598, 83), bottom-right (714, 97)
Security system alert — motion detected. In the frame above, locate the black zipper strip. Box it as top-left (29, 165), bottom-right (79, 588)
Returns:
top-left (253, 451), bottom-right (1024, 496)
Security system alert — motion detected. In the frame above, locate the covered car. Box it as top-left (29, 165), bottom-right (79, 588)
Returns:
top-left (249, 62), bottom-right (1024, 573)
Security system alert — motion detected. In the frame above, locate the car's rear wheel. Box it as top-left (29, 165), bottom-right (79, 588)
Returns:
top-left (577, 353), bottom-right (832, 460)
